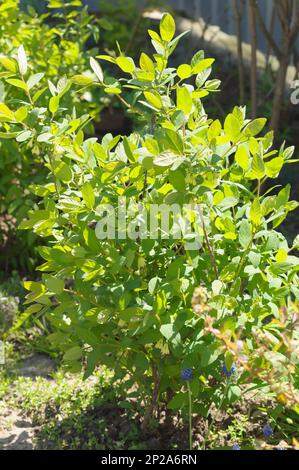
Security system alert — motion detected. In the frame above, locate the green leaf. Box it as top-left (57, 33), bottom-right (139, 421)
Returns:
top-left (139, 52), bottom-right (155, 72)
top-left (160, 13), bottom-right (176, 42)
top-left (0, 103), bottom-right (14, 121)
top-left (134, 353), bottom-right (149, 374)
top-left (17, 45), bottom-right (27, 75)
top-left (168, 392), bottom-right (187, 410)
top-left (239, 220), bottom-right (252, 249)
top-left (27, 73), bottom-right (44, 90)
top-left (251, 154), bottom-right (265, 179)
top-left (244, 118), bottom-right (267, 137)
top-left (63, 346), bottom-right (82, 362)
top-left (275, 185), bottom-right (290, 209)
top-left (192, 58), bottom-right (215, 74)
top-left (32, 86), bottom-right (47, 103)
top-left (224, 113), bottom-right (240, 141)
top-left (250, 198), bottom-right (262, 226)
top-left (208, 119), bottom-right (221, 141)
top-left (160, 323), bottom-right (180, 345)
top-left (45, 276), bottom-right (64, 294)
top-left (235, 145), bottom-right (249, 171)
top-left (16, 130), bottom-right (32, 142)
top-left (275, 248), bottom-right (288, 262)
top-left (154, 151), bottom-right (179, 167)
top-left (143, 91), bottom-right (163, 109)
top-left (177, 64), bottom-right (192, 79)
top-left (196, 68), bottom-right (212, 88)
top-left (96, 54), bottom-right (116, 64)
top-left (37, 132), bottom-right (53, 143)
top-left (227, 385), bottom-right (241, 402)
top-left (116, 56), bottom-right (135, 74)
top-left (265, 157), bottom-right (284, 178)
top-left (14, 106), bottom-right (28, 122)
top-left (191, 50), bottom-right (204, 69)
top-left (123, 136), bottom-right (135, 162)
top-left (177, 86), bottom-right (192, 115)
top-left (52, 160), bottom-right (72, 182)
top-left (6, 78), bottom-right (28, 91)
top-left (23, 281), bottom-right (44, 292)
top-left (148, 277), bottom-right (159, 295)
top-left (49, 95), bottom-right (59, 115)
top-left (104, 87), bottom-right (122, 94)
top-left (169, 170), bottom-right (185, 191)
top-left (293, 235), bottom-right (299, 249)
top-left (82, 182), bottom-right (95, 209)
top-left (0, 57), bottom-right (17, 72)
top-left (90, 57), bottom-right (103, 82)
top-left (72, 75), bottom-right (94, 86)
top-left (270, 262), bottom-right (294, 275)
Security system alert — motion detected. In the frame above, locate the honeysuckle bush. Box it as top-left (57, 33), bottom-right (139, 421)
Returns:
top-left (0, 0), bottom-right (115, 272)
top-left (4, 13), bottom-right (299, 441)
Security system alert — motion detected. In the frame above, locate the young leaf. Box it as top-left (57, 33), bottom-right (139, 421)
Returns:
top-left (192, 58), bottom-right (215, 74)
top-left (154, 152), bottom-right (179, 167)
top-left (0, 103), bottom-right (15, 121)
top-left (6, 78), bottom-right (28, 91)
top-left (208, 119), bottom-right (221, 141)
top-left (265, 157), bottom-right (284, 178)
top-left (177, 64), bottom-right (192, 79)
top-left (144, 91), bottom-right (163, 109)
top-left (16, 130), bottom-right (32, 142)
top-left (251, 154), bottom-right (265, 179)
top-left (139, 53), bottom-right (155, 73)
top-left (90, 57), bottom-right (103, 82)
top-left (239, 220), bottom-right (252, 249)
top-left (82, 182), bottom-right (95, 209)
top-left (160, 13), bottom-right (175, 42)
top-left (27, 73), bottom-right (44, 90)
top-left (17, 45), bottom-right (27, 75)
top-left (177, 86), bottom-right (192, 115)
top-left (49, 95), bottom-right (59, 115)
top-left (224, 114), bottom-right (240, 141)
top-left (244, 118), bottom-right (267, 137)
top-left (116, 57), bottom-right (135, 74)
top-left (250, 198), bottom-right (262, 226)
top-left (235, 145), bottom-right (249, 171)
top-left (195, 68), bottom-right (212, 88)
top-left (72, 75), bottom-right (94, 86)
top-left (0, 57), bottom-right (17, 72)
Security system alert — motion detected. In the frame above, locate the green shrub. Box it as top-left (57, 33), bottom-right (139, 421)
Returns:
top-left (3, 12), bottom-right (299, 441)
top-left (0, 0), bottom-right (111, 274)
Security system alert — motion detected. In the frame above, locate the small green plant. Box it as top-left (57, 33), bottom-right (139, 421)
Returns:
top-left (2, 12), bottom-right (299, 448)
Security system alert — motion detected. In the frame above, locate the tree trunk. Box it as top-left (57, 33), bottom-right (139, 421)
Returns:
top-left (233, 0), bottom-right (245, 104)
top-left (270, 48), bottom-right (289, 133)
top-left (249, 1), bottom-right (258, 118)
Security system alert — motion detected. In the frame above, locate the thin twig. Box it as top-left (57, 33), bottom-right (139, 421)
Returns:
top-left (198, 205), bottom-right (218, 278)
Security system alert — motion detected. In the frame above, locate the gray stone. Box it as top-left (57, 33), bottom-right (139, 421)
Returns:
top-left (13, 353), bottom-right (56, 378)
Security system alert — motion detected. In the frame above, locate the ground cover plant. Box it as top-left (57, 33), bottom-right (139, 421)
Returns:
top-left (1, 9), bottom-right (299, 450)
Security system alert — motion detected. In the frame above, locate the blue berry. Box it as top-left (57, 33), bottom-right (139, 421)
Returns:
top-left (263, 424), bottom-right (273, 438)
top-left (232, 444), bottom-right (241, 450)
top-left (181, 368), bottom-right (193, 380)
top-left (222, 362), bottom-right (236, 377)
